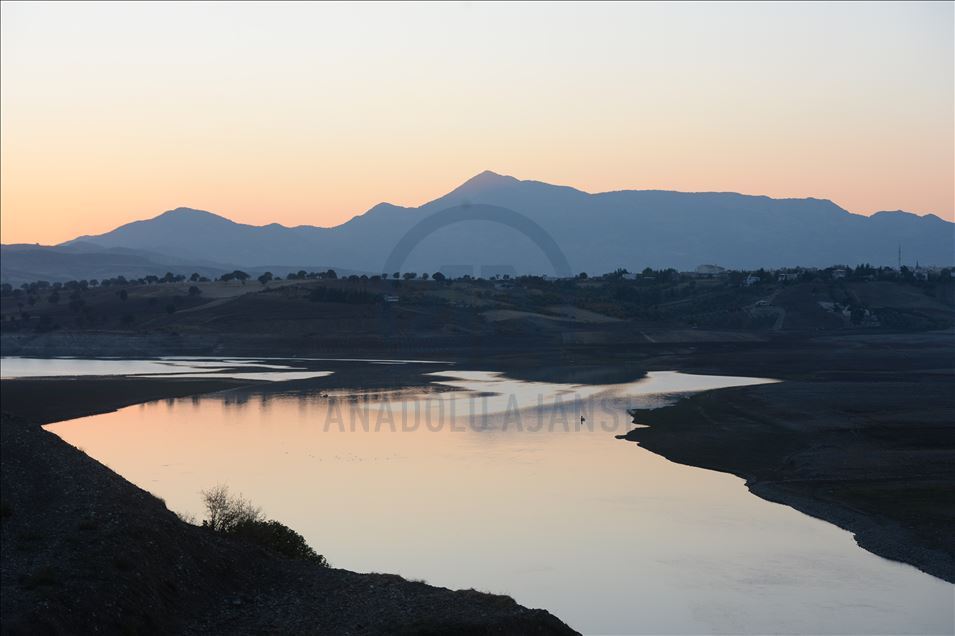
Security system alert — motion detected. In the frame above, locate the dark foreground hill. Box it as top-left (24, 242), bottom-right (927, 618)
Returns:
top-left (0, 377), bottom-right (577, 635)
top-left (3, 171), bottom-right (947, 282)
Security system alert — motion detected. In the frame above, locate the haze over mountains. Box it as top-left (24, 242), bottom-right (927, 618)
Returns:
top-left (3, 171), bottom-right (952, 283)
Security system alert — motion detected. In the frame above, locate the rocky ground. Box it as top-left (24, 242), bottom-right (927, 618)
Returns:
top-left (0, 377), bottom-right (576, 635)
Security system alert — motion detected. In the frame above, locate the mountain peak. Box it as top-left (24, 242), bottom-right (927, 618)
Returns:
top-left (155, 207), bottom-right (229, 221)
top-left (455, 170), bottom-right (520, 192)
top-left (421, 171), bottom-right (523, 210)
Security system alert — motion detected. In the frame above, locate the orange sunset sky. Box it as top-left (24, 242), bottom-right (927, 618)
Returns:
top-left (2, 1), bottom-right (953, 245)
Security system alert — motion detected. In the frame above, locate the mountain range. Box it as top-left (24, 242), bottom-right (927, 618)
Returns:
top-left (3, 171), bottom-right (952, 284)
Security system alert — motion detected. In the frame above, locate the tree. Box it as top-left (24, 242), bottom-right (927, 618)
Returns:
top-left (200, 485), bottom-right (263, 533)
top-left (432, 271), bottom-right (446, 282)
top-left (421, 273), bottom-right (429, 280)
top-left (190, 272), bottom-right (201, 282)
top-left (403, 272), bottom-right (417, 280)
top-left (258, 272), bottom-right (273, 286)
top-left (233, 271), bottom-right (250, 285)
top-left (324, 269), bottom-right (338, 280)
top-left (392, 272), bottom-right (400, 280)
top-left (188, 285), bottom-right (202, 297)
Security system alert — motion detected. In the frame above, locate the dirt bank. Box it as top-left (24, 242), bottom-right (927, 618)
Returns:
top-left (1, 377), bottom-right (577, 635)
top-left (619, 375), bottom-right (954, 583)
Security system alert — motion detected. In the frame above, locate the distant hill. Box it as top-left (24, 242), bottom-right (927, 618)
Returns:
top-left (0, 244), bottom-right (215, 286)
top-left (4, 171), bottom-right (951, 282)
top-left (0, 244), bottom-right (352, 286)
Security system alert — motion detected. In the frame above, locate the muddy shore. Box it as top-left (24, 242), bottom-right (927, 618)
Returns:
top-left (616, 333), bottom-right (955, 583)
top-left (0, 376), bottom-right (577, 635)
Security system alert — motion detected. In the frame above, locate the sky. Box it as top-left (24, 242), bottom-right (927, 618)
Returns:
top-left (1, 1), bottom-right (953, 245)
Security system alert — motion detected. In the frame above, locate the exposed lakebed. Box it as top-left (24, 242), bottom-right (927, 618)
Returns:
top-left (10, 357), bottom-right (951, 634)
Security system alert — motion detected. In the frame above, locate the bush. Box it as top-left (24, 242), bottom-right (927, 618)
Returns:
top-left (231, 519), bottom-right (329, 565)
top-left (199, 485), bottom-right (328, 566)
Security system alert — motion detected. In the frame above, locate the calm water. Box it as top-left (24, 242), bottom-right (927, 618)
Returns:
top-left (0, 355), bottom-right (446, 381)
top-left (29, 360), bottom-right (954, 634)
top-left (0, 356), bottom-right (335, 381)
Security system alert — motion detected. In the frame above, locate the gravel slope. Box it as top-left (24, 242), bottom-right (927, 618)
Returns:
top-left (1, 377), bottom-right (577, 635)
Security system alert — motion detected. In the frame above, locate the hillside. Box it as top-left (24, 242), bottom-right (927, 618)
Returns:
top-left (3, 271), bottom-right (952, 358)
top-left (0, 244), bottom-right (234, 286)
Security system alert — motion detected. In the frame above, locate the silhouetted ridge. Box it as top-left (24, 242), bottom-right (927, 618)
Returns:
top-left (7, 172), bottom-right (949, 278)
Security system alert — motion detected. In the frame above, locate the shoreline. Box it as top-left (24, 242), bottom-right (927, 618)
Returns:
top-left (619, 378), bottom-right (955, 583)
top-left (3, 330), bottom-right (953, 626)
top-left (748, 480), bottom-right (952, 582)
top-left (0, 375), bottom-right (577, 635)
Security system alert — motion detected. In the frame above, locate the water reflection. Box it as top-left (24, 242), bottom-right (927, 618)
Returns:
top-left (197, 371), bottom-right (774, 435)
top-left (43, 368), bottom-right (953, 635)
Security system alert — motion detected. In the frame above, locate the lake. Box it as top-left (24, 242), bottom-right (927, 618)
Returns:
top-left (14, 357), bottom-right (952, 634)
